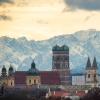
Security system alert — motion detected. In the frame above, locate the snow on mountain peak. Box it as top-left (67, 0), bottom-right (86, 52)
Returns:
top-left (0, 29), bottom-right (100, 73)
top-left (74, 29), bottom-right (100, 42)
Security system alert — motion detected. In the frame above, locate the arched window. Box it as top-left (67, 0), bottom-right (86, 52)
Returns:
top-left (11, 81), bottom-right (12, 86)
top-left (34, 79), bottom-right (36, 84)
top-left (88, 74), bottom-right (90, 78)
top-left (94, 74), bottom-right (96, 78)
top-left (29, 80), bottom-right (31, 84)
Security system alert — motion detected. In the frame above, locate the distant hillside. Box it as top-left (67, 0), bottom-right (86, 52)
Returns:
top-left (0, 29), bottom-right (100, 73)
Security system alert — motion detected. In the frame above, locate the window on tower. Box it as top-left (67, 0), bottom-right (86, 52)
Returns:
top-left (66, 64), bottom-right (69, 68)
top-left (57, 57), bottom-right (60, 60)
top-left (94, 74), bottom-right (96, 78)
top-left (88, 74), bottom-right (90, 78)
top-left (65, 57), bottom-right (68, 60)
top-left (11, 81), bottom-right (12, 86)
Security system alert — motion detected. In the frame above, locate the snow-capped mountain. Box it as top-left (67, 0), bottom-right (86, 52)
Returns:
top-left (0, 29), bottom-right (100, 73)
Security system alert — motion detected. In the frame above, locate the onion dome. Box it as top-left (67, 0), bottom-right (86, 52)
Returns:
top-left (62, 45), bottom-right (69, 51)
top-left (9, 65), bottom-right (13, 71)
top-left (31, 60), bottom-right (36, 69)
top-left (53, 45), bottom-right (69, 51)
top-left (28, 68), bottom-right (39, 76)
top-left (9, 65), bottom-right (14, 76)
top-left (2, 65), bottom-right (6, 72)
top-left (52, 45), bottom-right (60, 51)
top-left (2, 65), bottom-right (7, 77)
top-left (28, 60), bottom-right (39, 76)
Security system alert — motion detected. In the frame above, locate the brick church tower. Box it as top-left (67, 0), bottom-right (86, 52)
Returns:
top-left (85, 57), bottom-right (98, 87)
top-left (52, 45), bottom-right (71, 85)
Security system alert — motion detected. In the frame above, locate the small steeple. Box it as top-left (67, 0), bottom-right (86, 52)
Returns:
top-left (92, 57), bottom-right (98, 69)
top-left (9, 64), bottom-right (14, 76)
top-left (2, 65), bottom-right (7, 77)
top-left (31, 60), bottom-right (36, 69)
top-left (86, 57), bottom-right (91, 70)
top-left (28, 60), bottom-right (39, 76)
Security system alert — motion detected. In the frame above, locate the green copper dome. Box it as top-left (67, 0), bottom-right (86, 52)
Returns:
top-left (62, 45), bottom-right (69, 51)
top-left (28, 69), bottom-right (39, 76)
top-left (31, 60), bottom-right (36, 69)
top-left (2, 65), bottom-right (6, 72)
top-left (9, 65), bottom-right (13, 71)
top-left (28, 60), bottom-right (39, 76)
top-left (52, 45), bottom-right (69, 51)
top-left (52, 45), bottom-right (60, 51)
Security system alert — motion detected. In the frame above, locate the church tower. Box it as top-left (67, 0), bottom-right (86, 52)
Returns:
top-left (8, 65), bottom-right (14, 76)
top-left (26, 60), bottom-right (41, 86)
top-left (92, 57), bottom-right (98, 69)
top-left (52, 45), bottom-right (70, 85)
top-left (8, 65), bottom-right (15, 87)
top-left (85, 57), bottom-right (98, 87)
top-left (1, 65), bottom-right (7, 77)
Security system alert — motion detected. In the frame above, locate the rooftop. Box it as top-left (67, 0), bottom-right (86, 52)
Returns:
top-left (52, 45), bottom-right (69, 51)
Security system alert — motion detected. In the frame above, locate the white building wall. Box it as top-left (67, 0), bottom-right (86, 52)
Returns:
top-left (72, 75), bottom-right (85, 86)
top-left (98, 75), bottom-right (100, 86)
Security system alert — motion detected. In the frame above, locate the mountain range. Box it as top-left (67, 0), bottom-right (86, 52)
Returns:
top-left (0, 29), bottom-right (100, 73)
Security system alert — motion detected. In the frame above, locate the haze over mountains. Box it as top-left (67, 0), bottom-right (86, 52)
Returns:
top-left (0, 29), bottom-right (100, 73)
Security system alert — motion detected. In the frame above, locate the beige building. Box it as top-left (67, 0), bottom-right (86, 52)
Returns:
top-left (0, 65), bottom-right (15, 88)
top-left (0, 61), bottom-right (41, 88)
top-left (26, 76), bottom-right (41, 86)
top-left (26, 60), bottom-right (41, 86)
top-left (7, 77), bottom-right (15, 87)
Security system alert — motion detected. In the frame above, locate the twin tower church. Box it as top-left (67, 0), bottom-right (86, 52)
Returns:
top-left (0, 45), bottom-right (99, 87)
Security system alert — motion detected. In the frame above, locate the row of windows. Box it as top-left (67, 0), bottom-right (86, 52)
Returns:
top-left (28, 79), bottom-right (39, 85)
top-left (53, 63), bottom-right (69, 69)
top-left (9, 80), bottom-right (39, 86)
top-left (53, 57), bottom-right (69, 61)
top-left (87, 74), bottom-right (96, 78)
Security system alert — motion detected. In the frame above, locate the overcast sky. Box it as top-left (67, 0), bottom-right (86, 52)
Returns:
top-left (0, 0), bottom-right (100, 40)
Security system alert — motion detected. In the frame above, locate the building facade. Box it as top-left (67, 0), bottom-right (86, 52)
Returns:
top-left (0, 65), bottom-right (15, 87)
top-left (0, 61), bottom-right (41, 88)
top-left (0, 61), bottom-right (61, 87)
top-left (85, 57), bottom-right (98, 87)
top-left (72, 57), bottom-right (99, 87)
top-left (52, 45), bottom-right (71, 85)
top-left (0, 45), bottom-right (99, 88)
top-left (72, 74), bottom-right (85, 86)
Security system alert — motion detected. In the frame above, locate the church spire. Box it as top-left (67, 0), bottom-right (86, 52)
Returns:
top-left (92, 57), bottom-right (98, 69)
top-left (86, 57), bottom-right (91, 70)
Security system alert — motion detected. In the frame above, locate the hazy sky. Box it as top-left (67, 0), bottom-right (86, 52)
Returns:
top-left (0, 0), bottom-right (100, 40)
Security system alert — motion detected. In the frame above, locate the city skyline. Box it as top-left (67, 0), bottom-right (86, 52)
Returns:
top-left (0, 0), bottom-right (100, 40)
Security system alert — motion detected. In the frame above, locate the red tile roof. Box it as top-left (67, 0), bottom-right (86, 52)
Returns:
top-left (51, 91), bottom-right (69, 97)
top-left (14, 71), bottom-right (27, 85)
top-left (40, 71), bottom-right (60, 85)
top-left (76, 91), bottom-right (86, 97)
